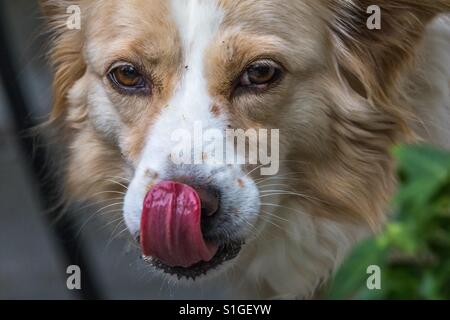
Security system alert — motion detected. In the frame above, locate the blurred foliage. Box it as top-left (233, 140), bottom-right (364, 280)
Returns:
top-left (326, 144), bottom-right (450, 299)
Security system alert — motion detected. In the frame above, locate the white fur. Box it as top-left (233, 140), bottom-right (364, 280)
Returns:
top-left (82, 4), bottom-right (450, 299)
top-left (120, 9), bottom-right (450, 299)
top-left (123, 0), bottom-right (261, 247)
top-left (232, 202), bottom-right (370, 298)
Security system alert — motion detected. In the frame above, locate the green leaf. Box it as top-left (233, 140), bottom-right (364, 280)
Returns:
top-left (326, 144), bottom-right (450, 299)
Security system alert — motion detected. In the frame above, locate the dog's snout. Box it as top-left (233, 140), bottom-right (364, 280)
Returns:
top-left (197, 187), bottom-right (220, 217)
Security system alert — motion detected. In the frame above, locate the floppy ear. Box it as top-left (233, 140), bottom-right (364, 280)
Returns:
top-left (40, 0), bottom-right (86, 121)
top-left (40, 0), bottom-right (71, 17)
top-left (327, 0), bottom-right (450, 105)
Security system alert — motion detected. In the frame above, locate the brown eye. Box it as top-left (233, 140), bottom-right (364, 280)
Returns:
top-left (238, 59), bottom-right (282, 91)
top-left (108, 64), bottom-right (149, 94)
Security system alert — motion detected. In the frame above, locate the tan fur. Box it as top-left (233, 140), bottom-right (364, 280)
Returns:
top-left (41, 0), bottom-right (450, 298)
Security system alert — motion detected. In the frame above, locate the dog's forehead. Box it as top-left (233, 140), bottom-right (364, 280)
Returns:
top-left (85, 0), bottom-right (324, 74)
top-left (89, 0), bottom-right (319, 43)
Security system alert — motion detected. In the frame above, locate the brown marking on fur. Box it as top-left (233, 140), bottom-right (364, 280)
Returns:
top-left (41, 0), bottom-right (450, 298)
top-left (40, 0), bottom-right (183, 201)
top-left (210, 104), bottom-right (221, 117)
top-left (205, 31), bottom-right (292, 100)
top-left (144, 168), bottom-right (159, 180)
top-left (42, 0), bottom-right (450, 227)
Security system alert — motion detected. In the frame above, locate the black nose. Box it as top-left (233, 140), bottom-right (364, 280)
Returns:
top-left (197, 187), bottom-right (220, 217)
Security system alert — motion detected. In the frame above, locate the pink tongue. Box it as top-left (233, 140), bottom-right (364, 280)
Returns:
top-left (140, 181), bottom-right (218, 268)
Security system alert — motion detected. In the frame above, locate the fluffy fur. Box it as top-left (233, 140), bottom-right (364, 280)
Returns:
top-left (41, 0), bottom-right (450, 299)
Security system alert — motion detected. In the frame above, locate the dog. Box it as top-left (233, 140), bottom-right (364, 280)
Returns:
top-left (40, 0), bottom-right (450, 299)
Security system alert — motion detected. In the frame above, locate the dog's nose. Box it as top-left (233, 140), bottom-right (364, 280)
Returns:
top-left (145, 175), bottom-right (223, 239)
top-left (197, 187), bottom-right (220, 218)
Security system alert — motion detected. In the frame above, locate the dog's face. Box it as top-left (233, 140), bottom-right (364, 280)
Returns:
top-left (42, 0), bottom-right (448, 288)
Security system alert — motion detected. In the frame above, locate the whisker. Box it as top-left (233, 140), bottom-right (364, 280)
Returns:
top-left (107, 226), bottom-right (132, 249)
top-left (258, 213), bottom-right (286, 233)
top-left (260, 189), bottom-right (306, 194)
top-left (260, 202), bottom-right (308, 217)
top-left (238, 215), bottom-right (285, 242)
top-left (245, 163), bottom-right (269, 178)
top-left (254, 171), bottom-right (305, 183)
top-left (259, 210), bottom-right (289, 223)
top-left (74, 197), bottom-right (124, 213)
top-left (115, 226), bottom-right (131, 239)
top-left (94, 202), bottom-right (125, 215)
top-left (259, 191), bottom-right (326, 204)
top-left (104, 220), bottom-right (127, 250)
top-left (102, 216), bottom-right (125, 230)
top-left (235, 216), bottom-right (263, 241)
top-left (92, 190), bottom-right (126, 197)
top-left (98, 208), bottom-right (124, 216)
top-left (260, 192), bottom-right (311, 200)
top-left (106, 175), bottom-right (131, 182)
top-left (258, 183), bottom-right (294, 190)
top-left (76, 203), bottom-right (124, 237)
top-left (261, 202), bottom-right (298, 211)
top-left (255, 177), bottom-right (302, 184)
top-left (105, 179), bottom-right (129, 190)
top-left (76, 213), bottom-right (98, 237)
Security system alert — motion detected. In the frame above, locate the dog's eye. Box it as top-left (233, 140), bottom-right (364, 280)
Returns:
top-left (237, 60), bottom-right (282, 92)
top-left (108, 64), bottom-right (149, 94)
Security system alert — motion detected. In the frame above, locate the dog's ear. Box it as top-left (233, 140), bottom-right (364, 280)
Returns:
top-left (40, 0), bottom-right (67, 17)
top-left (327, 0), bottom-right (450, 103)
top-left (40, 0), bottom-right (86, 121)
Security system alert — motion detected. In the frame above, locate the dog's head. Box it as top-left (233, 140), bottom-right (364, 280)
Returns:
top-left (41, 0), bottom-right (449, 285)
